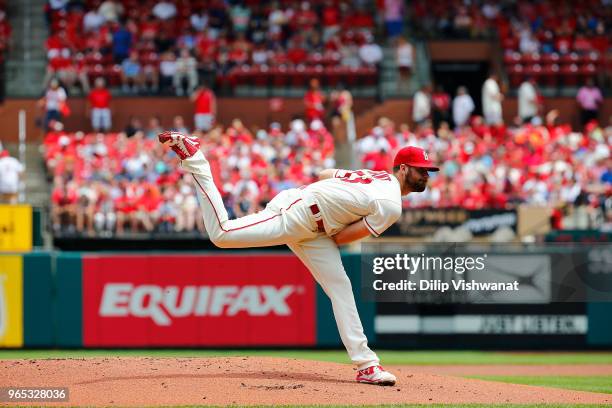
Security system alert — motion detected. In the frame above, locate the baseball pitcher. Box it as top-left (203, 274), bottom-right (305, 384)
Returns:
top-left (159, 131), bottom-right (439, 385)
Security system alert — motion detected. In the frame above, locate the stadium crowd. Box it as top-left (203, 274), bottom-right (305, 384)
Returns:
top-left (44, 107), bottom-right (611, 236)
top-left (38, 0), bottom-right (611, 236)
top-left (412, 0), bottom-right (609, 46)
top-left (44, 117), bottom-right (335, 235)
top-left (357, 112), bottom-right (611, 229)
top-left (410, 0), bottom-right (610, 90)
top-left (44, 0), bottom-right (384, 95)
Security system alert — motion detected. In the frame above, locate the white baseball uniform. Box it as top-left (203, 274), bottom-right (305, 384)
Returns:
top-left (182, 151), bottom-right (402, 369)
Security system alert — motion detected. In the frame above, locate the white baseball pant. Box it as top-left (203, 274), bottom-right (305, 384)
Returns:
top-left (91, 108), bottom-right (111, 131)
top-left (182, 151), bottom-right (379, 369)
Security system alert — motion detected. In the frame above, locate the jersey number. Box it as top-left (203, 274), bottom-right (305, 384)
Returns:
top-left (339, 170), bottom-right (391, 184)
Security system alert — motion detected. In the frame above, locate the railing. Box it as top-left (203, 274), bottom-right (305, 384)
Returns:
top-left (18, 109), bottom-right (26, 203)
top-left (0, 56), bottom-right (4, 104)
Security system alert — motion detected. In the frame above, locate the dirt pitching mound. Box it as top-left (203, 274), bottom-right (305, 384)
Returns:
top-left (1, 357), bottom-right (611, 406)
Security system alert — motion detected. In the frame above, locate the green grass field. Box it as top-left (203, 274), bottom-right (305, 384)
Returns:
top-left (469, 375), bottom-right (612, 394)
top-left (2, 349), bottom-right (612, 365)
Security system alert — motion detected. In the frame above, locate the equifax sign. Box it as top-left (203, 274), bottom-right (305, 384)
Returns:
top-left (99, 283), bottom-right (299, 325)
top-left (82, 255), bottom-right (316, 346)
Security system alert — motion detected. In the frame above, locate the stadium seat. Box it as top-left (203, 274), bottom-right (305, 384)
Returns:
top-left (269, 66), bottom-right (288, 88)
top-left (501, 36), bottom-right (519, 51)
top-left (323, 66), bottom-right (341, 88)
top-left (289, 65), bottom-right (307, 88)
top-left (541, 53), bottom-right (560, 65)
top-left (86, 64), bottom-right (105, 83)
top-left (43, 0), bottom-right (381, 94)
top-left (560, 63), bottom-right (579, 87)
top-left (540, 64), bottom-right (560, 88)
top-left (524, 64), bottom-right (543, 83)
top-left (307, 52), bottom-right (323, 66)
top-left (560, 52), bottom-right (580, 66)
top-left (342, 66), bottom-right (357, 87)
top-left (582, 51), bottom-right (602, 67)
top-left (106, 65), bottom-right (122, 87)
top-left (507, 64), bottom-right (524, 88)
top-left (579, 63), bottom-right (597, 83)
top-left (503, 51), bottom-right (521, 66)
top-left (521, 53), bottom-right (541, 65)
top-left (304, 65), bottom-right (324, 86)
top-left (251, 66), bottom-right (269, 87)
top-left (232, 65), bottom-right (251, 87)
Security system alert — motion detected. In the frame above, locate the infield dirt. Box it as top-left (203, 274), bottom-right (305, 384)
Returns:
top-left (1, 357), bottom-right (611, 406)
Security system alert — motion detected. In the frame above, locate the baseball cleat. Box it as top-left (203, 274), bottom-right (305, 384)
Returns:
top-left (356, 365), bottom-right (397, 386)
top-left (158, 131), bottom-right (200, 160)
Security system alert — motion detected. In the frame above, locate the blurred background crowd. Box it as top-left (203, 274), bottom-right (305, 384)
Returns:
top-left (0, 0), bottom-right (609, 239)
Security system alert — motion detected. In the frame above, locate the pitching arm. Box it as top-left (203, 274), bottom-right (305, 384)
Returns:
top-left (319, 169), bottom-right (351, 180)
top-left (319, 169), bottom-right (337, 180)
top-left (331, 219), bottom-right (371, 246)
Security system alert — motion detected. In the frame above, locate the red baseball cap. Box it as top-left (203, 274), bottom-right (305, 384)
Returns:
top-left (393, 146), bottom-right (439, 171)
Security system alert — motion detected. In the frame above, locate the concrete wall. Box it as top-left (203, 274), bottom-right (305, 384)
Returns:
top-left (355, 98), bottom-right (612, 137)
top-left (0, 96), bottom-right (610, 143)
top-left (0, 97), bottom-right (377, 143)
top-left (428, 40), bottom-right (493, 61)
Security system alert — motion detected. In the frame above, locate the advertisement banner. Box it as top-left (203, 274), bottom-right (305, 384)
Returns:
top-left (82, 255), bottom-right (316, 347)
top-left (386, 208), bottom-right (517, 237)
top-left (0, 205), bottom-right (32, 252)
top-left (546, 230), bottom-right (612, 243)
top-left (374, 301), bottom-right (589, 348)
top-left (363, 241), bottom-right (610, 348)
top-left (0, 255), bottom-right (23, 347)
top-left (375, 314), bottom-right (588, 335)
top-left (362, 242), bottom-right (612, 303)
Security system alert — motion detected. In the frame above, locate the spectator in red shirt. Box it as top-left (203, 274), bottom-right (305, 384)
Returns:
top-left (304, 78), bottom-right (325, 122)
top-left (362, 148), bottom-right (392, 171)
top-left (0, 9), bottom-right (11, 51)
top-left (227, 35), bottom-right (250, 66)
top-left (293, 2), bottom-right (318, 34)
top-left (191, 85), bottom-right (216, 132)
top-left (51, 178), bottom-right (78, 232)
top-left (321, 0), bottom-right (340, 40)
top-left (431, 85), bottom-right (451, 129)
top-left (46, 30), bottom-right (71, 58)
top-left (88, 78), bottom-right (112, 132)
top-left (286, 40), bottom-right (308, 65)
top-left (347, 8), bottom-right (374, 29)
top-left (139, 13), bottom-right (161, 41)
top-left (136, 184), bottom-right (162, 232)
top-left (573, 33), bottom-right (592, 53)
top-left (44, 48), bottom-right (72, 87)
top-left (196, 29), bottom-right (218, 61)
top-left (114, 195), bottom-right (132, 234)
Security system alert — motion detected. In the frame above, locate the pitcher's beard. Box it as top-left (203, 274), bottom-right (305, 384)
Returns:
top-left (407, 177), bottom-right (427, 192)
top-left (412, 183), bottom-right (426, 192)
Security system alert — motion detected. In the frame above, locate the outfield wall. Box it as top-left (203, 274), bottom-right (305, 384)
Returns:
top-left (0, 251), bottom-right (609, 349)
top-left (2, 97), bottom-right (611, 143)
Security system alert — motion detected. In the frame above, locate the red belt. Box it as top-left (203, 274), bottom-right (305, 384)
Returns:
top-left (309, 204), bottom-right (325, 233)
